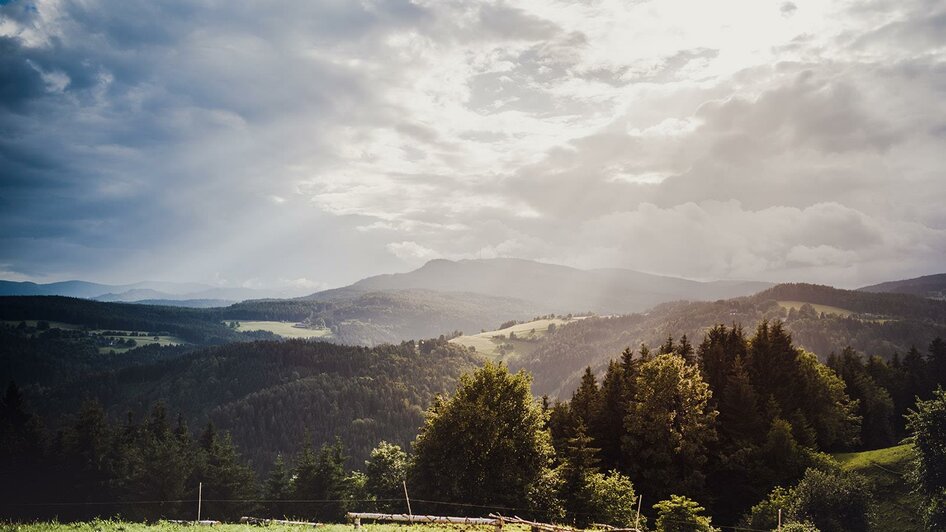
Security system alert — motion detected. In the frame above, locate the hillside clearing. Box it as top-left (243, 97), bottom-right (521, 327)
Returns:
top-left (832, 444), bottom-right (921, 532)
top-left (450, 317), bottom-right (582, 361)
top-left (777, 300), bottom-right (855, 317)
top-left (229, 320), bottom-right (333, 339)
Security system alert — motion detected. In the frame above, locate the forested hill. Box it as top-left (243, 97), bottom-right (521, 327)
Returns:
top-left (220, 288), bottom-right (538, 345)
top-left (859, 272), bottom-right (946, 300)
top-left (0, 296), bottom-right (241, 344)
top-left (342, 257), bottom-right (772, 314)
top-left (29, 338), bottom-right (479, 471)
top-left (0, 290), bottom-right (538, 348)
top-left (513, 283), bottom-right (946, 397)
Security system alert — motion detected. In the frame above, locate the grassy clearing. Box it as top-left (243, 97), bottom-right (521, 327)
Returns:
top-left (94, 331), bottom-right (186, 354)
top-left (777, 301), bottom-right (855, 317)
top-left (0, 522), bottom-right (521, 532)
top-left (832, 443), bottom-right (921, 532)
top-left (230, 321), bottom-right (333, 339)
top-left (450, 317), bottom-right (581, 362)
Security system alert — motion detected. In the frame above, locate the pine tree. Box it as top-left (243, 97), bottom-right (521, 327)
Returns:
top-left (571, 367), bottom-right (601, 431)
top-left (717, 356), bottom-right (764, 448)
top-left (594, 360), bottom-right (627, 471)
top-left (264, 454), bottom-right (292, 517)
top-left (559, 423), bottom-right (601, 526)
top-left (676, 334), bottom-right (695, 364)
top-left (195, 422), bottom-right (257, 521)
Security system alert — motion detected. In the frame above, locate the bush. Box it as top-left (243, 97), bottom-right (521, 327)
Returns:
top-left (653, 495), bottom-right (718, 532)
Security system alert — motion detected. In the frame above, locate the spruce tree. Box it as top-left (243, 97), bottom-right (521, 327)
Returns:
top-left (264, 454), bottom-right (292, 517)
top-left (571, 367), bottom-right (601, 432)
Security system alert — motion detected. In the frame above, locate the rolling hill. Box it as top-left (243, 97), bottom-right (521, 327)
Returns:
top-left (27, 338), bottom-right (480, 471)
top-left (860, 273), bottom-right (946, 300)
top-left (0, 279), bottom-right (301, 304)
top-left (340, 258), bottom-right (773, 314)
top-left (511, 283), bottom-right (946, 397)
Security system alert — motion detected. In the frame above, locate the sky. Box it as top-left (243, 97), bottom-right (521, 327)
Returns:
top-left (1, 0), bottom-right (944, 291)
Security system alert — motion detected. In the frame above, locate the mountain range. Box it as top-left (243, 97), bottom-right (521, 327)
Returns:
top-left (0, 280), bottom-right (306, 306)
top-left (334, 258), bottom-right (774, 314)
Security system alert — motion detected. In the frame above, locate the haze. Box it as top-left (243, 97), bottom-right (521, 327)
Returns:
top-left (1, 0), bottom-right (944, 290)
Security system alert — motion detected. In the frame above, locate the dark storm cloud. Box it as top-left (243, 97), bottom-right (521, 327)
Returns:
top-left (0, 0), bottom-right (943, 288)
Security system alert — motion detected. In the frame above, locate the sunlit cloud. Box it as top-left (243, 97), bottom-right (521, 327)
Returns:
top-left (1, 0), bottom-right (943, 289)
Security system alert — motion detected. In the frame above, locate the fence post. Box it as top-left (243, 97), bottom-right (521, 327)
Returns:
top-left (635, 494), bottom-right (642, 531)
top-left (403, 480), bottom-right (413, 522)
top-left (198, 482), bottom-right (203, 522)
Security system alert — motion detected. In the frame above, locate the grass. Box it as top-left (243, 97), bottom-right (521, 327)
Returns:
top-left (0, 522), bottom-right (520, 532)
top-left (832, 443), bottom-right (922, 532)
top-left (450, 318), bottom-right (580, 362)
top-left (777, 301), bottom-right (855, 318)
top-left (230, 321), bottom-right (333, 340)
top-left (94, 331), bottom-right (186, 354)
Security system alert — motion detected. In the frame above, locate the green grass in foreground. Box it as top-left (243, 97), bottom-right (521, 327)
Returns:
top-left (0, 522), bottom-right (516, 532)
top-left (832, 443), bottom-right (922, 532)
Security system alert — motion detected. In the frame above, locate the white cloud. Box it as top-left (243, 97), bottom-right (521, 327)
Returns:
top-left (1, 0), bottom-right (944, 289)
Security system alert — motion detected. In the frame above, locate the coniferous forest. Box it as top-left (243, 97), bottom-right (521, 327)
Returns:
top-left (4, 312), bottom-right (946, 531)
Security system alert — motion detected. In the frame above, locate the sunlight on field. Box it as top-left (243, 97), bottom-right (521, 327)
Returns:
top-left (832, 444), bottom-right (920, 532)
top-left (450, 317), bottom-right (581, 361)
top-left (94, 331), bottom-right (185, 354)
top-left (231, 320), bottom-right (333, 339)
top-left (777, 300), bottom-right (854, 317)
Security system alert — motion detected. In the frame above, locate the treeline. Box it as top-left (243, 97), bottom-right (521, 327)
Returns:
top-left (546, 323), bottom-right (946, 526)
top-left (548, 322), bottom-right (866, 525)
top-left (765, 283), bottom-right (946, 322)
top-left (5, 325), bottom-right (946, 530)
top-left (516, 285), bottom-right (946, 397)
top-left (0, 324), bottom-right (191, 388)
top-left (2, 387), bottom-right (259, 522)
top-left (24, 338), bottom-right (479, 470)
top-left (405, 324), bottom-right (946, 530)
top-left (0, 296), bottom-right (240, 344)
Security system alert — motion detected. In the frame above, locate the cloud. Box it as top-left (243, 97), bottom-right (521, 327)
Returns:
top-left (0, 0), bottom-right (943, 289)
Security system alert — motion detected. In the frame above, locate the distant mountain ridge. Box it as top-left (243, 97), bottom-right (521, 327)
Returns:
top-left (0, 280), bottom-right (299, 306)
top-left (859, 273), bottom-right (946, 300)
top-left (337, 258), bottom-right (773, 314)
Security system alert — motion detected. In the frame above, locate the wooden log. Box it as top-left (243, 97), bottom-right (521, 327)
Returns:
top-left (347, 512), bottom-right (501, 526)
top-left (240, 516), bottom-right (322, 527)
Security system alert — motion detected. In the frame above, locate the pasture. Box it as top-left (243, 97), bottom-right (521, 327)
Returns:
top-left (450, 317), bottom-right (580, 361)
top-left (832, 443), bottom-right (921, 532)
top-left (230, 320), bottom-right (333, 339)
top-left (777, 300), bottom-right (855, 317)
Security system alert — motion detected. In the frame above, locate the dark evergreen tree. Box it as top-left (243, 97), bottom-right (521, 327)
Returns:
top-left (264, 454), bottom-right (292, 518)
top-left (571, 366), bottom-right (600, 430)
top-left (593, 360), bottom-right (628, 471)
top-left (194, 422), bottom-right (257, 521)
top-left (676, 334), bottom-right (695, 364)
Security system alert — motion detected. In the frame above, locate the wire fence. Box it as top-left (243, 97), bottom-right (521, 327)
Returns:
top-left (1, 496), bottom-right (779, 531)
